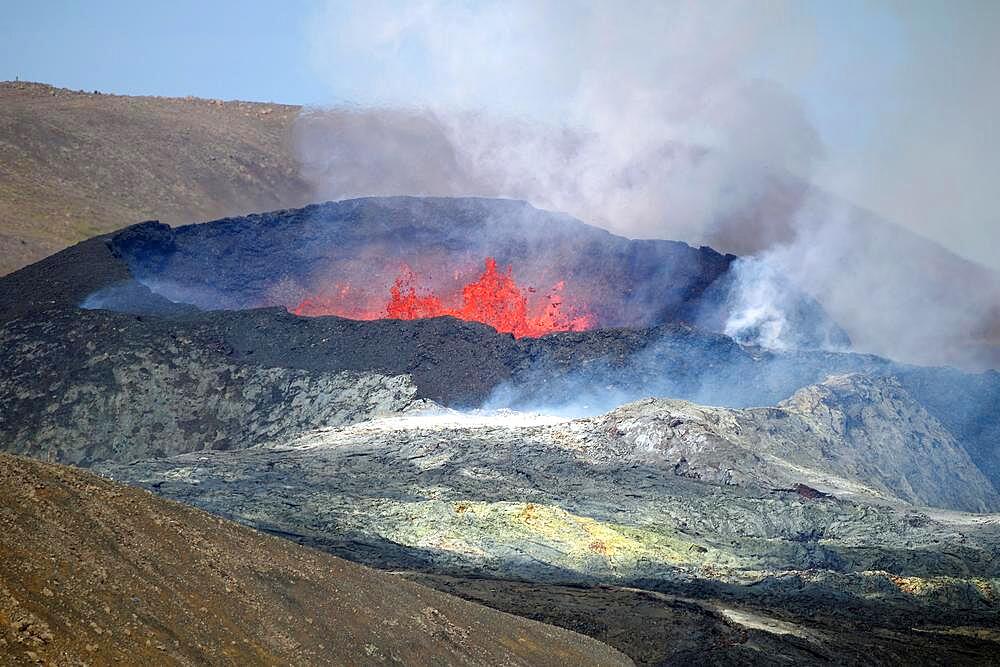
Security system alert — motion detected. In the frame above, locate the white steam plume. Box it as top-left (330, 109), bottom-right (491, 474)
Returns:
top-left (301, 0), bottom-right (823, 245)
top-left (297, 0), bottom-right (1000, 370)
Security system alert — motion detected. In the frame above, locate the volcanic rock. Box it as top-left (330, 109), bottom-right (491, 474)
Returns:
top-left (0, 308), bottom-right (430, 465)
top-left (1, 202), bottom-right (998, 494)
top-left (3, 196), bottom-right (1000, 664)
top-left (86, 197), bottom-right (848, 348)
top-left (406, 574), bottom-right (1000, 666)
top-left (3, 84), bottom-right (997, 370)
top-left (95, 386), bottom-right (1000, 663)
top-left (592, 374), bottom-right (999, 511)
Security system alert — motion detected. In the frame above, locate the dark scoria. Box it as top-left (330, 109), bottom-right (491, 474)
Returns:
top-left (94, 196), bottom-right (851, 348)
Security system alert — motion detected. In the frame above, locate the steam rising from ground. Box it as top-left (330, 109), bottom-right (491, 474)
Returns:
top-left (296, 1), bottom-right (1000, 370)
top-left (314, 408), bottom-right (571, 441)
top-left (721, 258), bottom-right (799, 350)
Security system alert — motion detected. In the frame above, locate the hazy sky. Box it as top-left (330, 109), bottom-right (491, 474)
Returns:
top-left (1, 1), bottom-right (996, 269)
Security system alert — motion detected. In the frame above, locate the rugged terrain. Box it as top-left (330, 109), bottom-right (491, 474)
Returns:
top-left (0, 453), bottom-right (629, 665)
top-left (2, 196), bottom-right (1000, 663)
top-left (0, 306), bottom-right (430, 465)
top-left (96, 387), bottom-right (1000, 664)
top-left (1, 200), bottom-right (998, 485)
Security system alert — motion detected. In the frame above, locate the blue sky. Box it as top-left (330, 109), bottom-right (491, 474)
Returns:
top-left (0, 1), bottom-right (920, 177)
top-left (0, 2), bottom-right (328, 104)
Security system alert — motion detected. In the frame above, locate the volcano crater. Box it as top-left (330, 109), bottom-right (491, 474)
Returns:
top-left (94, 196), bottom-right (849, 350)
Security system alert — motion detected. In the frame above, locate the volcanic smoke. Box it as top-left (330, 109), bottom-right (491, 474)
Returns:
top-left (293, 257), bottom-right (594, 338)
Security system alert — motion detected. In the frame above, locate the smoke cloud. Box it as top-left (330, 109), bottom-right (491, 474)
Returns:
top-left (301, 0), bottom-right (824, 244)
top-left (297, 0), bottom-right (1000, 370)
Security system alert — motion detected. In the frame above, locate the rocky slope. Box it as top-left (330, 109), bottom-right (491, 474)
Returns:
top-left (2, 196), bottom-right (999, 663)
top-left (95, 388), bottom-right (1000, 664)
top-left (4, 299), bottom-right (999, 495)
top-left (594, 375), bottom-right (999, 512)
top-left (0, 452), bottom-right (630, 665)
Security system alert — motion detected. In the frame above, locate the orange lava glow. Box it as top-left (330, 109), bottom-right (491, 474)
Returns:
top-left (293, 257), bottom-right (594, 338)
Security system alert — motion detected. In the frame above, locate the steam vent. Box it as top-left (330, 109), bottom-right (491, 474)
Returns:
top-left (2, 193), bottom-right (999, 664)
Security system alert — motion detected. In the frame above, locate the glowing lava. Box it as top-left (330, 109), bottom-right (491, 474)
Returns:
top-left (293, 258), bottom-right (593, 338)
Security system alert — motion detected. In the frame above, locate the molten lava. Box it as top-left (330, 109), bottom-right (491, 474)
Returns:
top-left (294, 258), bottom-right (593, 338)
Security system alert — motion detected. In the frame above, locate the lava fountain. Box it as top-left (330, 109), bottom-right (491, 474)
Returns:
top-left (293, 257), bottom-right (594, 338)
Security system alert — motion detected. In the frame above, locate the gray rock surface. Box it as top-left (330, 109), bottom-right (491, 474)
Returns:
top-left (96, 376), bottom-right (1000, 614)
top-left (592, 375), bottom-right (999, 512)
top-left (0, 309), bottom-right (427, 465)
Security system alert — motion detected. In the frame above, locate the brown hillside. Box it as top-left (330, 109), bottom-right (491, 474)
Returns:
top-left (0, 453), bottom-right (630, 666)
top-left (0, 81), bottom-right (309, 276)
